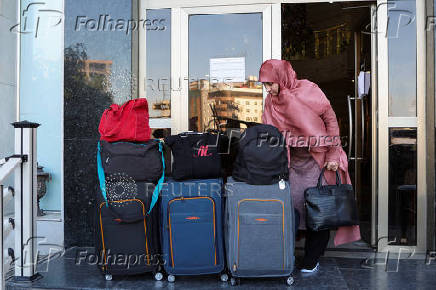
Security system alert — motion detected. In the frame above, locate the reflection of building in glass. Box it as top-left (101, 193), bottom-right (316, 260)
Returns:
top-left (152, 100), bottom-right (171, 118)
top-left (189, 76), bottom-right (263, 131)
top-left (189, 79), bottom-right (210, 131)
top-left (80, 59), bottom-right (113, 93)
top-left (82, 60), bottom-right (112, 78)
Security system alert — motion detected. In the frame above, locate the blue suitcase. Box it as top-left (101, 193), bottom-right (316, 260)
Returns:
top-left (160, 178), bottom-right (226, 282)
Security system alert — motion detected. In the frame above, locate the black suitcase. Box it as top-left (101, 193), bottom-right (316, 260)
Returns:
top-left (95, 141), bottom-right (165, 281)
top-left (95, 181), bottom-right (163, 281)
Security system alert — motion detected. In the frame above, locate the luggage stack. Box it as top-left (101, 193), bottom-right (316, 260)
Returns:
top-left (226, 124), bottom-right (295, 286)
top-left (94, 98), bottom-right (296, 285)
top-left (95, 99), bottom-right (166, 281)
top-left (162, 132), bottom-right (227, 283)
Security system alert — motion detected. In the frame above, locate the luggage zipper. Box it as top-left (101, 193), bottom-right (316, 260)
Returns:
top-left (168, 196), bottom-right (217, 268)
top-left (99, 199), bottom-right (150, 270)
top-left (237, 199), bottom-right (286, 270)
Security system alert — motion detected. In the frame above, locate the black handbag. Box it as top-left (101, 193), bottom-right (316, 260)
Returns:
top-left (164, 132), bottom-right (222, 180)
top-left (304, 168), bottom-right (359, 231)
top-left (99, 140), bottom-right (163, 183)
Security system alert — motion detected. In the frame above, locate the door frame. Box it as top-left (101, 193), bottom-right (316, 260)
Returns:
top-left (139, 0), bottom-right (430, 253)
top-left (377, 0), bottom-right (428, 253)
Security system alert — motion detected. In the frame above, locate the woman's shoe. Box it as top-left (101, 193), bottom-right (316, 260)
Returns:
top-left (300, 262), bottom-right (319, 273)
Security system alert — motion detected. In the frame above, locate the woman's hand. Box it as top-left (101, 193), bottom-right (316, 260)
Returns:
top-left (324, 161), bottom-right (339, 171)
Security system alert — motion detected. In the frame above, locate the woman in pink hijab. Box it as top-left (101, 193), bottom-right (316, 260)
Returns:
top-left (259, 59), bottom-right (360, 272)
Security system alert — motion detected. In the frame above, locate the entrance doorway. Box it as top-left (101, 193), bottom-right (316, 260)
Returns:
top-left (281, 2), bottom-right (376, 250)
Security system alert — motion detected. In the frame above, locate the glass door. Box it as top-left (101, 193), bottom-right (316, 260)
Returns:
top-left (377, 0), bottom-right (427, 252)
top-left (139, 5), bottom-right (173, 173)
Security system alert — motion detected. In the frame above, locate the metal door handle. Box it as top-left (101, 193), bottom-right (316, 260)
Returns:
top-left (347, 95), bottom-right (353, 159)
top-left (361, 94), bottom-right (367, 158)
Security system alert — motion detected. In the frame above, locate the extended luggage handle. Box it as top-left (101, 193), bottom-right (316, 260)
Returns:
top-left (97, 140), bottom-right (165, 214)
top-left (317, 168), bottom-right (342, 188)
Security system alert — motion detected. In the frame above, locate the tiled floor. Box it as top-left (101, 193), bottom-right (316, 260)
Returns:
top-left (6, 247), bottom-right (436, 289)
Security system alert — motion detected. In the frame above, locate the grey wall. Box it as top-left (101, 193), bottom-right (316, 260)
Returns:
top-left (0, 0), bottom-right (18, 187)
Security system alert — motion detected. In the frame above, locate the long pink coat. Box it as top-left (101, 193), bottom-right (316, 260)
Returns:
top-left (259, 59), bottom-right (361, 246)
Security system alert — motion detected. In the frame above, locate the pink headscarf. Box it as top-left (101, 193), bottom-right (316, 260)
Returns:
top-left (260, 59), bottom-right (361, 246)
top-left (260, 59), bottom-right (339, 149)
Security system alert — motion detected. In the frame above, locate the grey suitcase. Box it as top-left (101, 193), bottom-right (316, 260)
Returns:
top-left (224, 177), bottom-right (295, 286)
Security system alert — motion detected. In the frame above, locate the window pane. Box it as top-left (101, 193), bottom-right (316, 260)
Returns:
top-left (146, 9), bottom-right (171, 118)
top-left (65, 0), bottom-right (134, 109)
top-left (188, 13), bottom-right (263, 132)
top-left (388, 128), bottom-right (417, 245)
top-left (388, 0), bottom-right (417, 117)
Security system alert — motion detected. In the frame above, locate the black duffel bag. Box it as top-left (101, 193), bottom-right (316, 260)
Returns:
top-left (164, 132), bottom-right (222, 180)
top-left (232, 124), bottom-right (288, 185)
top-left (304, 168), bottom-right (359, 231)
top-left (99, 139), bottom-right (163, 183)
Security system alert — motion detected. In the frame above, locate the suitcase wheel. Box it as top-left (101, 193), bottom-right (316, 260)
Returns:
top-left (167, 274), bottom-right (176, 283)
top-left (105, 274), bottom-right (112, 281)
top-left (220, 273), bottom-right (229, 282)
top-left (154, 272), bottom-right (163, 281)
top-left (286, 276), bottom-right (294, 286)
top-left (230, 277), bottom-right (240, 286)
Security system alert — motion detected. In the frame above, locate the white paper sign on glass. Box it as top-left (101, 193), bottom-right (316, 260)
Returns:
top-left (209, 57), bottom-right (246, 83)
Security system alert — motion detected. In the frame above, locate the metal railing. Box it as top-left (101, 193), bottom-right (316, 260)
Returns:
top-left (1, 186), bottom-right (15, 282)
top-left (0, 121), bottom-right (40, 288)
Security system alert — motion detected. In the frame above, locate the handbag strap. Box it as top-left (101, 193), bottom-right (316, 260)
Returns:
top-left (148, 140), bottom-right (165, 214)
top-left (317, 167), bottom-right (341, 188)
top-left (97, 141), bottom-right (108, 206)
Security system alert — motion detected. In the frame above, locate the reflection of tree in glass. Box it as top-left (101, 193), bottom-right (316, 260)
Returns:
top-left (64, 43), bottom-right (114, 246)
top-left (64, 43), bottom-right (113, 139)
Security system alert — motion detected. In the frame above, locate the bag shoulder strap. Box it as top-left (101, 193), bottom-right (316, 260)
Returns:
top-left (148, 140), bottom-right (165, 214)
top-left (97, 141), bottom-right (108, 206)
